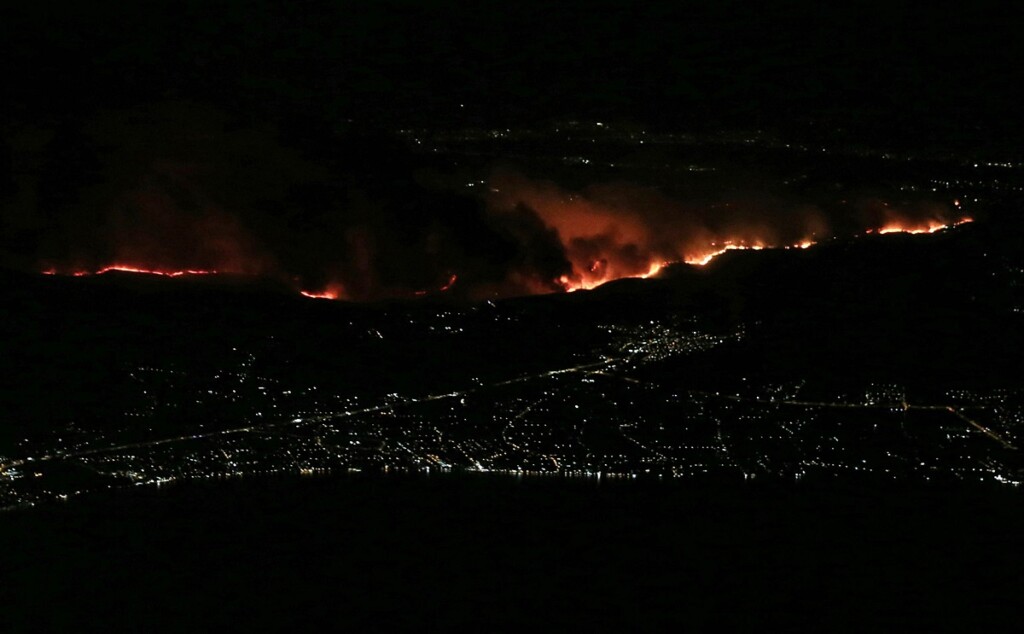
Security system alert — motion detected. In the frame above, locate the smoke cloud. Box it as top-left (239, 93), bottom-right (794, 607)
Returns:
top-left (486, 170), bottom-right (832, 289)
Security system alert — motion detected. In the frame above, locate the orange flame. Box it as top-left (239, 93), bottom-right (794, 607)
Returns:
top-left (46, 263), bottom-right (351, 301)
top-left (51, 264), bottom-right (222, 278)
top-left (96, 265), bottom-right (220, 277)
top-left (553, 216), bottom-right (972, 293)
top-left (38, 189), bottom-right (975, 301)
top-left (299, 290), bottom-right (340, 300)
top-left (413, 274), bottom-right (459, 296)
top-left (870, 217), bottom-right (973, 235)
top-left (682, 241), bottom-right (771, 267)
top-left (558, 241), bottom-right (808, 291)
top-left (439, 274), bottom-right (458, 292)
top-left (299, 283), bottom-right (345, 300)
top-left (550, 212), bottom-right (973, 292)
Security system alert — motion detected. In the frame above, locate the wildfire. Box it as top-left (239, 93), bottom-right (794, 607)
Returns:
top-left (44, 263), bottom-right (351, 301)
top-left (868, 217), bottom-right (973, 235)
top-left (439, 274), bottom-right (458, 292)
top-left (98, 265), bottom-right (221, 277)
top-left (642, 261), bottom-right (667, 278)
top-left (299, 282), bottom-right (345, 300)
top-left (37, 207), bottom-right (977, 299)
top-left (683, 242), bottom-right (769, 267)
top-left (561, 258), bottom-right (682, 291)
top-left (413, 274), bottom-right (459, 296)
top-left (46, 265), bottom-right (222, 278)
top-left (556, 212), bottom-right (975, 292)
top-left (559, 243), bottom-right (784, 291)
top-left (554, 214), bottom-right (973, 293)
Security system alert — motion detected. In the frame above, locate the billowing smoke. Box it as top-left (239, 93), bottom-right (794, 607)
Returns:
top-left (1, 103), bottom-right (969, 301)
top-left (487, 170), bottom-right (832, 289)
top-left (1, 104), bottom-right (583, 299)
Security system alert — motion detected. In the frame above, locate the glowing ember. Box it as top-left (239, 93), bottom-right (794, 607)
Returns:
top-left (439, 274), bottom-right (458, 292)
top-left (414, 274), bottom-right (459, 296)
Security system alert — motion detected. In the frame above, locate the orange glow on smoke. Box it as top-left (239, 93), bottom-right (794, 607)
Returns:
top-left (491, 171), bottom-right (978, 294)
top-left (546, 213), bottom-right (974, 293)
top-left (487, 171), bottom-right (838, 294)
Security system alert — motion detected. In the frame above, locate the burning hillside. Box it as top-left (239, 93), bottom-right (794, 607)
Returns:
top-left (5, 105), bottom-right (977, 301)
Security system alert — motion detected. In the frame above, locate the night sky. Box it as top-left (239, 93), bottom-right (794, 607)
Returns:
top-left (4, 1), bottom-right (1020, 137)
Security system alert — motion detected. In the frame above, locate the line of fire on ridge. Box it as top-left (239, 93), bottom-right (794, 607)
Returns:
top-left (40, 217), bottom-right (974, 299)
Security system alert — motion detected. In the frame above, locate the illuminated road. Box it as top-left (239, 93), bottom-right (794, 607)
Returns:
top-left (946, 407), bottom-right (1018, 450)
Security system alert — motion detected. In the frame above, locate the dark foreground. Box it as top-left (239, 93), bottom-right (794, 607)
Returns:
top-left (2, 474), bottom-right (1021, 630)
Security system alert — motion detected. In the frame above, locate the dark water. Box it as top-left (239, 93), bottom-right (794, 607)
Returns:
top-left (2, 474), bottom-right (1021, 630)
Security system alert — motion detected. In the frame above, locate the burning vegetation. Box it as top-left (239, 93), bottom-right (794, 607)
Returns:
top-left (41, 196), bottom-right (973, 300)
top-left (485, 171), bottom-right (972, 293)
